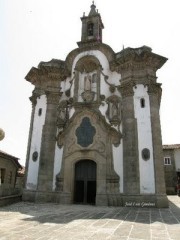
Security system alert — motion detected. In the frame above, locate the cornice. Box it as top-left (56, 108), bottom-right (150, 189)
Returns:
top-left (110, 46), bottom-right (167, 73)
top-left (120, 74), bottom-right (157, 86)
top-left (25, 59), bottom-right (70, 86)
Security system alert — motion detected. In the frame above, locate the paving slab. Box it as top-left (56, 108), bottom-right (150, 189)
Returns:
top-left (0, 196), bottom-right (179, 240)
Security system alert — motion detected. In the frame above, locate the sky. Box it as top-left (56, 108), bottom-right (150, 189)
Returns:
top-left (0, 0), bottom-right (180, 166)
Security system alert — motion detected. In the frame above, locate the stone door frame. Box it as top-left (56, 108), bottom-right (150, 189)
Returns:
top-left (74, 159), bottom-right (97, 204)
top-left (62, 151), bottom-right (108, 205)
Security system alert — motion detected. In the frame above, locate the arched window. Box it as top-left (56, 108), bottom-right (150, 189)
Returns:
top-left (140, 98), bottom-right (145, 108)
top-left (38, 108), bottom-right (42, 116)
top-left (87, 22), bottom-right (94, 36)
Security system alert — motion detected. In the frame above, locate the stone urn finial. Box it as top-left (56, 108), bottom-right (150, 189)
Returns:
top-left (0, 128), bottom-right (5, 141)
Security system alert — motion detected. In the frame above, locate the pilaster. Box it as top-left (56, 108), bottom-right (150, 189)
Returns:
top-left (117, 46), bottom-right (168, 204)
top-left (148, 84), bottom-right (167, 195)
top-left (119, 83), bottom-right (140, 194)
top-left (37, 91), bottom-right (61, 192)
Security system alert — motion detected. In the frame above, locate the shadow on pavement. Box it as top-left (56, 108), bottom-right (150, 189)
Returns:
top-left (0, 197), bottom-right (179, 226)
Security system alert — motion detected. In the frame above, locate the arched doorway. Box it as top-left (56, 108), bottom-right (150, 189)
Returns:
top-left (74, 160), bottom-right (96, 205)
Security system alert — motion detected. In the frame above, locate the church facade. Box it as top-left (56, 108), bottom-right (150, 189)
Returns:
top-left (23, 3), bottom-right (168, 207)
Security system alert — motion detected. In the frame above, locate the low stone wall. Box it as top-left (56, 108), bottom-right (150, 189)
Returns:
top-left (0, 187), bottom-right (22, 197)
top-left (0, 194), bottom-right (22, 207)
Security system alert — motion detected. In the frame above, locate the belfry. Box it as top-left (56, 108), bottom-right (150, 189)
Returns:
top-left (24, 2), bottom-right (168, 207)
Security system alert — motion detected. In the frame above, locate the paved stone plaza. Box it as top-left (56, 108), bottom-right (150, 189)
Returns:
top-left (0, 196), bottom-right (179, 240)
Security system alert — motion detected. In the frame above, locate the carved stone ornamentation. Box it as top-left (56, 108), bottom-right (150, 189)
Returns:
top-left (142, 148), bottom-right (150, 161)
top-left (94, 139), bottom-right (105, 153)
top-left (81, 90), bottom-right (95, 102)
top-left (147, 83), bottom-right (162, 95)
top-left (56, 131), bottom-right (65, 149)
top-left (46, 91), bottom-right (61, 104)
top-left (29, 94), bottom-right (38, 106)
top-left (109, 127), bottom-right (122, 147)
top-left (57, 100), bottom-right (69, 129)
top-left (118, 82), bottom-right (135, 97)
top-left (100, 95), bottom-right (106, 101)
top-left (109, 85), bottom-right (116, 93)
top-left (55, 172), bottom-right (63, 192)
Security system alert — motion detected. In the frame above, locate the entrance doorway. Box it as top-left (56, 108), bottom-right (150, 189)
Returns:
top-left (74, 160), bottom-right (96, 205)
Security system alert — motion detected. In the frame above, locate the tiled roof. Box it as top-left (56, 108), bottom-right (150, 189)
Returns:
top-left (0, 150), bottom-right (19, 159)
top-left (163, 144), bottom-right (180, 150)
top-left (0, 150), bottom-right (22, 169)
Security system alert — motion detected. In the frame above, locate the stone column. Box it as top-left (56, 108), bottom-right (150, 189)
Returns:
top-left (36, 91), bottom-right (61, 200)
top-left (148, 84), bottom-right (168, 207)
top-left (119, 83), bottom-right (140, 195)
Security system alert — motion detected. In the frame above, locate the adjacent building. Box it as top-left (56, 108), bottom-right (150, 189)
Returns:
top-left (163, 144), bottom-right (180, 194)
top-left (0, 150), bottom-right (22, 197)
top-left (23, 3), bottom-right (168, 207)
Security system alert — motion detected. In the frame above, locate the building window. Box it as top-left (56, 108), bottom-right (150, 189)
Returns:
top-left (87, 22), bottom-right (94, 36)
top-left (164, 157), bottom-right (171, 165)
top-left (38, 108), bottom-right (42, 116)
top-left (140, 98), bottom-right (145, 108)
top-left (0, 168), bottom-right (6, 184)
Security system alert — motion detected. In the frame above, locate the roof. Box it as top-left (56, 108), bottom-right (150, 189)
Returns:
top-left (163, 144), bottom-right (180, 150)
top-left (0, 150), bottom-right (22, 169)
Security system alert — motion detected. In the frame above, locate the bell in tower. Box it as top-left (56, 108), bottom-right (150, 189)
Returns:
top-left (77, 1), bottom-right (104, 47)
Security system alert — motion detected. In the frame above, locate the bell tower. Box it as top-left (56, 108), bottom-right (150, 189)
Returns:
top-left (77, 1), bottom-right (104, 47)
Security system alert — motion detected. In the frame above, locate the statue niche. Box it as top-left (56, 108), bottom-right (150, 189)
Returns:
top-left (74, 55), bottom-right (100, 103)
top-left (106, 95), bottom-right (121, 126)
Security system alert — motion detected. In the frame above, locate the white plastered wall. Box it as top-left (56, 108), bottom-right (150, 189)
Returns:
top-left (133, 84), bottom-right (155, 194)
top-left (26, 95), bottom-right (47, 190)
top-left (53, 143), bottom-right (63, 190)
top-left (113, 135), bottom-right (123, 193)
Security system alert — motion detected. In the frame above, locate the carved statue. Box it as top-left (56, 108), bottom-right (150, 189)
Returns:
top-left (55, 172), bottom-right (63, 192)
top-left (84, 75), bottom-right (92, 91)
top-left (106, 95), bottom-right (121, 126)
top-left (57, 100), bottom-right (69, 129)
